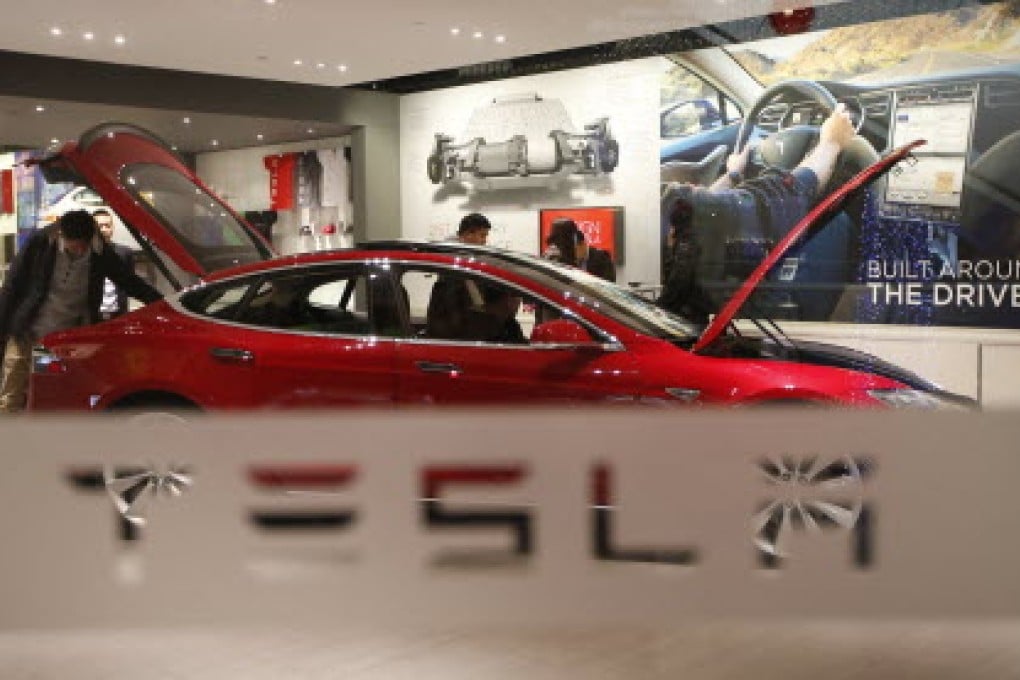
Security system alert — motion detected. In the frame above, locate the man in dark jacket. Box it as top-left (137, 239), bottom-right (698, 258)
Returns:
top-left (93, 208), bottom-right (133, 319)
top-left (544, 217), bottom-right (617, 282)
top-left (0, 209), bottom-right (162, 412)
top-left (578, 236), bottom-right (617, 283)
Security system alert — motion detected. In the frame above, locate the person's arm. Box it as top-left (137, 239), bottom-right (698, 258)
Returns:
top-left (100, 246), bottom-right (161, 304)
top-left (709, 146), bottom-right (751, 192)
top-left (793, 102), bottom-right (857, 193)
top-left (0, 231), bottom-right (46, 333)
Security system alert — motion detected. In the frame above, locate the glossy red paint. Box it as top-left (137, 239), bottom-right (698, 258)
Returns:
top-left (26, 125), bottom-right (956, 414)
top-left (28, 246), bottom-right (907, 412)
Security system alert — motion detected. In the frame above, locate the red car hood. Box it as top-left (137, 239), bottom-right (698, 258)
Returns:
top-left (692, 139), bottom-right (927, 352)
top-left (34, 123), bottom-right (272, 287)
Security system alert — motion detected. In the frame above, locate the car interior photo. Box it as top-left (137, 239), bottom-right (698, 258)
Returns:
top-left (659, 6), bottom-right (1020, 328)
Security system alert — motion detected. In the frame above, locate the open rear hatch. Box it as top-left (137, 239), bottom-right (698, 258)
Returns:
top-left (33, 123), bottom-right (273, 290)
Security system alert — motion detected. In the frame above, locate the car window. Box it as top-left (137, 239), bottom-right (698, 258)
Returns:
top-left (229, 266), bottom-right (400, 337)
top-left (180, 279), bottom-right (254, 320)
top-left (400, 266), bottom-right (589, 345)
top-left (661, 66), bottom-right (741, 138)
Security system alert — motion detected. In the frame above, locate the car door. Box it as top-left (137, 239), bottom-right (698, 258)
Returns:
top-left (391, 265), bottom-right (641, 405)
top-left (180, 263), bottom-right (398, 408)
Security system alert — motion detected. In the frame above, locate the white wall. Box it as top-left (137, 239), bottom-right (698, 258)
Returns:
top-left (400, 57), bottom-right (669, 286)
top-left (196, 137), bottom-right (351, 256)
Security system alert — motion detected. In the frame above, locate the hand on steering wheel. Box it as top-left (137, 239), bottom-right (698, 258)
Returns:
top-left (726, 145), bottom-right (751, 176)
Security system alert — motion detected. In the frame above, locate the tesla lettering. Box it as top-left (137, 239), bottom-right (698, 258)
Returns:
top-left (64, 458), bottom-right (874, 570)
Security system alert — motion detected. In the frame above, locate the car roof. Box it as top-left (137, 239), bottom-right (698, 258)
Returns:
top-left (199, 240), bottom-right (558, 284)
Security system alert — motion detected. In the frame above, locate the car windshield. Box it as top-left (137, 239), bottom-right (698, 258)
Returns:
top-left (493, 251), bottom-right (701, 341)
top-left (723, 7), bottom-right (1020, 86)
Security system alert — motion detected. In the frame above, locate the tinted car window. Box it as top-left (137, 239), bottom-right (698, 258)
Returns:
top-left (120, 163), bottom-right (270, 273)
top-left (180, 279), bottom-right (255, 320)
top-left (400, 266), bottom-right (579, 345)
top-left (468, 251), bottom-right (700, 341)
top-left (230, 266), bottom-right (399, 337)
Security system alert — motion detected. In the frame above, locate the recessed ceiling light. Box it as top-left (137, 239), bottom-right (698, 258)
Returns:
top-left (114, 35), bottom-right (126, 45)
top-left (473, 31), bottom-right (483, 39)
top-left (35, 105), bottom-right (45, 112)
top-left (450, 27), bottom-right (460, 35)
top-left (182, 116), bottom-right (191, 124)
top-left (316, 62), bottom-right (325, 69)
top-left (83, 31), bottom-right (95, 41)
top-left (337, 64), bottom-right (348, 72)
top-left (264, 0), bottom-right (277, 4)
top-left (495, 35), bottom-right (506, 43)
top-left (293, 59), bottom-right (303, 66)
top-left (49, 27), bottom-right (62, 37)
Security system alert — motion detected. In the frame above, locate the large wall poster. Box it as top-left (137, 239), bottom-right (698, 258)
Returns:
top-left (401, 58), bottom-right (666, 283)
top-left (659, 2), bottom-right (1020, 329)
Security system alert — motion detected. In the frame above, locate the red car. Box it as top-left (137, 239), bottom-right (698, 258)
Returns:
top-left (28, 124), bottom-right (971, 415)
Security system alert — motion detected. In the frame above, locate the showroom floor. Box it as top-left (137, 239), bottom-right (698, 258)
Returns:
top-left (2, 623), bottom-right (1019, 678)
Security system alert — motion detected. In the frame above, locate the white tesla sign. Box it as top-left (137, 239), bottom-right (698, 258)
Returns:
top-left (0, 410), bottom-right (1017, 628)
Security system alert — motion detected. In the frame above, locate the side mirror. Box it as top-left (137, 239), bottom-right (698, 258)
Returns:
top-left (531, 319), bottom-right (594, 345)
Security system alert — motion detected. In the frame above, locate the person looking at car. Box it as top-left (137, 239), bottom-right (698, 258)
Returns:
top-left (94, 208), bottom-right (134, 320)
top-left (657, 103), bottom-right (858, 321)
top-left (657, 199), bottom-right (713, 325)
top-left (0, 210), bottom-right (162, 413)
top-left (455, 212), bottom-right (491, 245)
top-left (440, 212), bottom-right (529, 341)
top-left (543, 218), bottom-right (617, 282)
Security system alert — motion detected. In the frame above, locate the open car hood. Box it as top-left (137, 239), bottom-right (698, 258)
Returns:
top-left (34, 123), bottom-right (273, 288)
top-left (692, 139), bottom-right (927, 353)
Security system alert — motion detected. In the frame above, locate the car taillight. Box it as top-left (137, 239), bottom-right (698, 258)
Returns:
top-left (32, 347), bottom-right (66, 374)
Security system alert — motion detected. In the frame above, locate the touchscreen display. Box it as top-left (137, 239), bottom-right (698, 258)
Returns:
top-left (885, 155), bottom-right (966, 208)
top-left (891, 101), bottom-right (974, 154)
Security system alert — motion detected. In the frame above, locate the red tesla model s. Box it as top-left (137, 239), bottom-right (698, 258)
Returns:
top-left (27, 124), bottom-right (971, 414)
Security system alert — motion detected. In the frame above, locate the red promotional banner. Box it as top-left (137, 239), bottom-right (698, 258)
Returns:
top-left (0, 169), bottom-right (13, 214)
top-left (263, 153), bottom-right (297, 211)
top-left (539, 207), bottom-right (624, 264)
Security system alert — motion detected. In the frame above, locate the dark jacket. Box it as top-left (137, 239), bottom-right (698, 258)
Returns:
top-left (0, 224), bottom-right (161, 340)
top-left (585, 247), bottom-right (616, 283)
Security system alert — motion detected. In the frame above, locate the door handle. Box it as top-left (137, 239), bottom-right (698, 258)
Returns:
top-left (210, 347), bottom-right (255, 363)
top-left (416, 361), bottom-right (461, 375)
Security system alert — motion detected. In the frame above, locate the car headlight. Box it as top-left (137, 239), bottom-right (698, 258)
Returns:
top-left (866, 388), bottom-right (976, 411)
